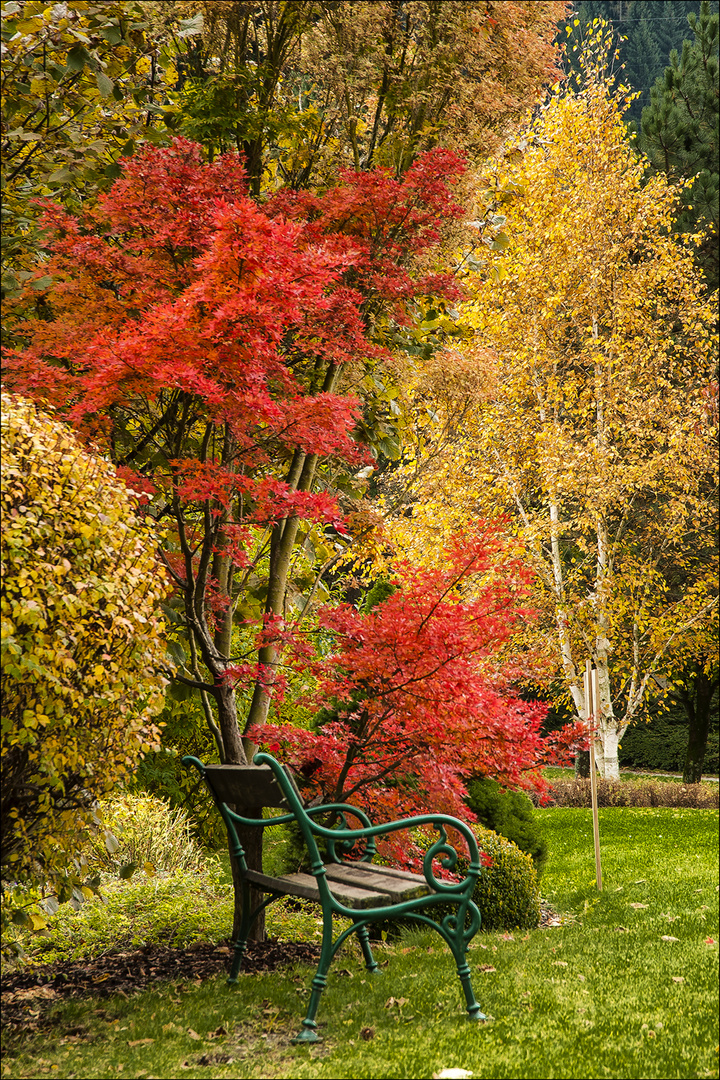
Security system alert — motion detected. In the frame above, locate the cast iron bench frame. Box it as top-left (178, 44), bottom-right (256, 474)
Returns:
top-left (184, 752), bottom-right (486, 1043)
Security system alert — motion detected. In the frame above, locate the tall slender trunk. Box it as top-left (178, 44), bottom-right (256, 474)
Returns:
top-left (680, 669), bottom-right (718, 783)
top-left (592, 343), bottom-right (627, 780)
top-left (244, 365), bottom-right (338, 741)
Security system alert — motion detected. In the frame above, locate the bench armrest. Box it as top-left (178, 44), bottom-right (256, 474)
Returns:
top-left (253, 753), bottom-right (481, 897)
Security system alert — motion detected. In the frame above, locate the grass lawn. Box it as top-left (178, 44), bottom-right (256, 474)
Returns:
top-left (2, 807), bottom-right (718, 1080)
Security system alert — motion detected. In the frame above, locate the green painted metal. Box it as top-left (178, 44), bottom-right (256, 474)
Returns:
top-left (183, 752), bottom-right (487, 1042)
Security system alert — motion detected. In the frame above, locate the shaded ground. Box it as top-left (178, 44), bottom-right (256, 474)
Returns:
top-left (1, 938), bottom-right (320, 1032)
top-left (2, 905), bottom-right (562, 1033)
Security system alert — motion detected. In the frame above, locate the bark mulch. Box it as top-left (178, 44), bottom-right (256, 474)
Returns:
top-left (1, 938), bottom-right (320, 1032)
top-left (2, 905), bottom-right (563, 1031)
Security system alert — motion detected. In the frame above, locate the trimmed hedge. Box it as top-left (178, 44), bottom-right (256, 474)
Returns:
top-left (465, 776), bottom-right (548, 878)
top-left (471, 823), bottom-right (541, 931)
top-left (619, 713), bottom-right (719, 774)
top-left (533, 779), bottom-right (718, 809)
top-left (415, 823), bottom-right (541, 932)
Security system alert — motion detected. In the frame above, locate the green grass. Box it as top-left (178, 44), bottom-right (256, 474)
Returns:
top-left (2, 808), bottom-right (718, 1080)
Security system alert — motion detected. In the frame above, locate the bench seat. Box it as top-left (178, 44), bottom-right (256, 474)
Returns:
top-left (245, 861), bottom-right (432, 908)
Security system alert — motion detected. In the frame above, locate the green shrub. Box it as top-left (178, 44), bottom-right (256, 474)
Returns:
top-left (619, 711), bottom-right (719, 773)
top-left (469, 824), bottom-right (541, 931)
top-left (465, 776), bottom-right (548, 878)
top-left (414, 823), bottom-right (541, 932)
top-left (5, 866), bottom-right (230, 965)
top-left (86, 793), bottom-right (208, 880)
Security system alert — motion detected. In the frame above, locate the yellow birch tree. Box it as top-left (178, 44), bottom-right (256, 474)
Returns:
top-left (383, 33), bottom-right (719, 780)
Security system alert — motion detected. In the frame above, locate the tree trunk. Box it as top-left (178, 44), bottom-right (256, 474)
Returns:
top-left (214, 679), bottom-right (247, 767)
top-left (214, 683), bottom-right (268, 941)
top-left (230, 809), bottom-right (266, 944)
top-left (575, 750), bottom-right (591, 777)
top-left (680, 669), bottom-right (717, 783)
top-left (598, 723), bottom-right (621, 781)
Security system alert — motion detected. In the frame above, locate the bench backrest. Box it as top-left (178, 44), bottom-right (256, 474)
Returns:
top-left (202, 763), bottom-right (304, 810)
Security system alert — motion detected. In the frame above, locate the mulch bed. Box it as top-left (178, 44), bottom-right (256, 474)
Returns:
top-left (3, 905), bottom-right (562, 1031)
top-left (1, 938), bottom-right (320, 1032)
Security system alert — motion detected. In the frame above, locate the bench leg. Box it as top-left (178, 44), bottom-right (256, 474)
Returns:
top-left (355, 923), bottom-right (379, 973)
top-left (227, 881), bottom-right (252, 984)
top-left (453, 952), bottom-right (487, 1022)
top-left (291, 909), bottom-right (334, 1044)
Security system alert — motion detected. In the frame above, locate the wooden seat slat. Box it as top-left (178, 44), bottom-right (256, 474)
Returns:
top-left (324, 862), bottom-right (430, 901)
top-left (244, 869), bottom-right (393, 909)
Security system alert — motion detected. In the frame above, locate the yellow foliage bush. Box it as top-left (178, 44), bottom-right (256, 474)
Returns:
top-left (1, 393), bottom-right (170, 913)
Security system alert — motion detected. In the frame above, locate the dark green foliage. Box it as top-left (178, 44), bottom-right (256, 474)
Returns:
top-left (562, 1), bottom-right (719, 289)
top-left (620, 709), bottom-right (719, 774)
top-left (563, 1), bottom-right (719, 123)
top-left (465, 777), bottom-right (549, 878)
top-left (640, 1), bottom-right (719, 290)
top-left (465, 825), bottom-right (541, 932)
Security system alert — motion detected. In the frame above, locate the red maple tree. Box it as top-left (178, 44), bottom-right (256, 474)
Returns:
top-left (2, 137), bottom-right (589, 922)
top-left (2, 137), bottom-right (467, 767)
top-left (255, 523), bottom-right (585, 865)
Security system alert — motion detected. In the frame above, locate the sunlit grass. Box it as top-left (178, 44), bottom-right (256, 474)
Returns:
top-left (2, 807), bottom-right (717, 1079)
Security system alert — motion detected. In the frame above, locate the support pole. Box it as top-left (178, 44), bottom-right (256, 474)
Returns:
top-left (585, 660), bottom-right (603, 891)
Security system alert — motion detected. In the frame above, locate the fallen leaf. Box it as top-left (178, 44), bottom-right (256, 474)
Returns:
top-left (9, 986), bottom-right (57, 1001)
top-left (478, 965), bottom-right (496, 973)
top-left (704, 937), bottom-right (716, 944)
top-left (127, 1039), bottom-right (154, 1047)
top-left (433, 1071), bottom-right (474, 1079)
top-left (186, 1028), bottom-right (202, 1040)
top-left (671, 976), bottom-right (685, 983)
top-left (615, 926), bottom-right (630, 932)
top-left (208, 1026), bottom-right (228, 1038)
top-left (661, 936), bottom-right (679, 942)
top-left (384, 996), bottom-right (409, 1008)
top-left (552, 960), bottom-right (568, 967)
top-left (577, 974), bottom-right (586, 982)
top-left (629, 903), bottom-right (648, 909)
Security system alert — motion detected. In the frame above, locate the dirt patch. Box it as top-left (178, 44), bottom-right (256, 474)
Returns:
top-left (3, 905), bottom-right (565, 1032)
top-left (1, 938), bottom-right (320, 1031)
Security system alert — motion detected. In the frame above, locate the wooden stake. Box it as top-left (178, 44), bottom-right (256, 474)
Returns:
top-left (585, 660), bottom-right (603, 891)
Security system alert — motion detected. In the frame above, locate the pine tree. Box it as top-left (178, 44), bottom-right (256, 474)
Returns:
top-left (640, 0), bottom-right (719, 290)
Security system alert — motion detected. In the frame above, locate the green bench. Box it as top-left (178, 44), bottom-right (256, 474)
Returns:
top-left (183, 751), bottom-right (487, 1043)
